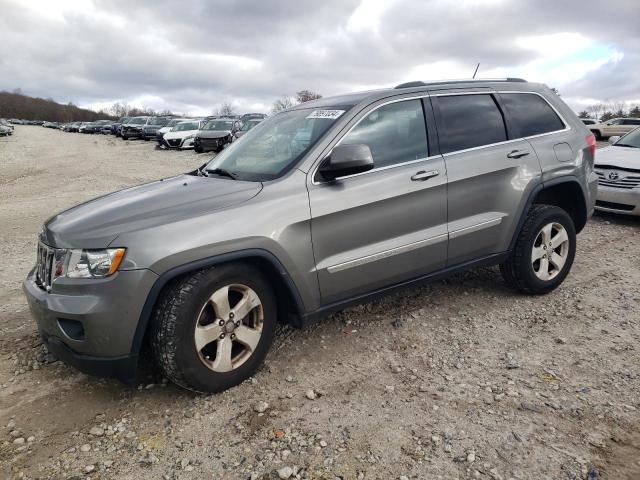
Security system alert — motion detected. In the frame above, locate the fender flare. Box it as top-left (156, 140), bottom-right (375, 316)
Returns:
top-left (129, 248), bottom-right (307, 357)
top-left (507, 176), bottom-right (587, 252)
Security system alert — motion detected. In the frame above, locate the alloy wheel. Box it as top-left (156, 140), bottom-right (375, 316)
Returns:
top-left (531, 222), bottom-right (569, 281)
top-left (194, 284), bottom-right (264, 372)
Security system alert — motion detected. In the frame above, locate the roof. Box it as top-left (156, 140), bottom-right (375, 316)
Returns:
top-left (290, 78), bottom-right (540, 112)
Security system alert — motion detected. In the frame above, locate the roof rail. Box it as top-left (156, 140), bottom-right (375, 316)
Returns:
top-left (394, 78), bottom-right (527, 89)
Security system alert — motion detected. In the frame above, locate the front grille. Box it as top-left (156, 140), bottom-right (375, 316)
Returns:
top-left (595, 170), bottom-right (640, 189)
top-left (596, 200), bottom-right (636, 211)
top-left (35, 242), bottom-right (54, 291)
top-left (167, 138), bottom-right (181, 147)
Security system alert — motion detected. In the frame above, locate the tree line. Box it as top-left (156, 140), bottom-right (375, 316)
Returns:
top-left (578, 102), bottom-right (640, 122)
top-left (0, 89), bottom-right (117, 122)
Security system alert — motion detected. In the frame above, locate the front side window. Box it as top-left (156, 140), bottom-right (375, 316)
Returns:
top-left (340, 99), bottom-right (428, 169)
top-left (205, 107), bottom-right (348, 181)
top-left (500, 93), bottom-right (565, 138)
top-left (438, 94), bottom-right (507, 153)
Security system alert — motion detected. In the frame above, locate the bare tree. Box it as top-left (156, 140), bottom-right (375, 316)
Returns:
top-left (586, 104), bottom-right (605, 122)
top-left (272, 95), bottom-right (296, 113)
top-left (577, 111), bottom-right (590, 119)
top-left (213, 102), bottom-right (236, 117)
top-left (296, 89), bottom-right (322, 103)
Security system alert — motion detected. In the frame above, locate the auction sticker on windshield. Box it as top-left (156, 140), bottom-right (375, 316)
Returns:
top-left (306, 110), bottom-right (345, 120)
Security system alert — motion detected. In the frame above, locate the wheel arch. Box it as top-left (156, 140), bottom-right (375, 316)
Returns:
top-left (131, 249), bottom-right (307, 358)
top-left (509, 176), bottom-right (588, 251)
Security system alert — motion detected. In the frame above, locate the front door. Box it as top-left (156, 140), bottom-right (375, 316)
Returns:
top-left (308, 98), bottom-right (448, 304)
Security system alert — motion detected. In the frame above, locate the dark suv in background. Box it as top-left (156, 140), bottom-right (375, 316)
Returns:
top-left (121, 116), bottom-right (150, 140)
top-left (23, 79), bottom-right (597, 393)
top-left (142, 116), bottom-right (175, 141)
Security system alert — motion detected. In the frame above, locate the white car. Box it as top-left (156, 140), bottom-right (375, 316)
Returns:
top-left (159, 119), bottom-right (202, 149)
top-left (155, 118), bottom-right (187, 144)
top-left (594, 127), bottom-right (640, 216)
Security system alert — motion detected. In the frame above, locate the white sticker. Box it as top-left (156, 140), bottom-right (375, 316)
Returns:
top-left (306, 109), bottom-right (345, 120)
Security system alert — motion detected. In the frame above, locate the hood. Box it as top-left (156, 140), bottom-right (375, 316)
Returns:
top-left (595, 146), bottom-right (640, 171)
top-left (41, 174), bottom-right (262, 248)
top-left (164, 130), bottom-right (197, 140)
top-left (197, 130), bottom-right (232, 139)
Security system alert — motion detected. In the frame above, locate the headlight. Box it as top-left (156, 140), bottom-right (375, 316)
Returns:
top-left (66, 248), bottom-right (126, 278)
top-left (63, 248), bottom-right (126, 279)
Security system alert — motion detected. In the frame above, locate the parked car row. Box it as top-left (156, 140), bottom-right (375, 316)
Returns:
top-left (0, 118), bottom-right (14, 136)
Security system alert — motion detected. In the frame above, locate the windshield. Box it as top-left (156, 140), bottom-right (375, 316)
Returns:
top-left (205, 107), bottom-right (347, 181)
top-left (173, 121), bottom-right (199, 132)
top-left (203, 120), bottom-right (234, 131)
top-left (118, 117), bottom-right (129, 123)
top-left (166, 119), bottom-right (183, 127)
top-left (614, 127), bottom-right (640, 148)
top-left (240, 119), bottom-right (262, 131)
top-left (129, 117), bottom-right (147, 125)
top-left (149, 117), bottom-right (171, 126)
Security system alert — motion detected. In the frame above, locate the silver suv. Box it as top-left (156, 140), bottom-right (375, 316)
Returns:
top-left (23, 79), bottom-right (598, 393)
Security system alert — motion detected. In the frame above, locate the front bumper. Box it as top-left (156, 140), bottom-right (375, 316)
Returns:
top-left (23, 267), bottom-right (159, 380)
top-left (122, 127), bottom-right (143, 138)
top-left (195, 136), bottom-right (231, 152)
top-left (162, 137), bottom-right (194, 149)
top-left (595, 185), bottom-right (640, 216)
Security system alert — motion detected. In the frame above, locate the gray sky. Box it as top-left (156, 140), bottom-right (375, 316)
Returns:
top-left (1, 0), bottom-right (638, 115)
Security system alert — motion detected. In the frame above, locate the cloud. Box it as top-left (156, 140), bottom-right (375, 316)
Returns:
top-left (0, 0), bottom-right (638, 115)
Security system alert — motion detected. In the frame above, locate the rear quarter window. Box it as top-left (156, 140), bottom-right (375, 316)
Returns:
top-left (500, 93), bottom-right (565, 138)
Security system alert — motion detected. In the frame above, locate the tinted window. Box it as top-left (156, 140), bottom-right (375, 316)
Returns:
top-left (437, 94), bottom-right (506, 153)
top-left (499, 93), bottom-right (564, 138)
top-left (623, 119), bottom-right (640, 125)
top-left (341, 99), bottom-right (428, 168)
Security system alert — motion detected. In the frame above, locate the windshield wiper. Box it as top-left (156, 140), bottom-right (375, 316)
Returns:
top-left (206, 168), bottom-right (238, 179)
top-left (614, 143), bottom-right (637, 148)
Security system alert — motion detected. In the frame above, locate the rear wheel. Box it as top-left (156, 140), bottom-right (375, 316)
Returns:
top-left (150, 264), bottom-right (277, 393)
top-left (592, 130), bottom-right (602, 141)
top-left (500, 205), bottom-right (576, 294)
top-left (122, 135), bottom-right (128, 140)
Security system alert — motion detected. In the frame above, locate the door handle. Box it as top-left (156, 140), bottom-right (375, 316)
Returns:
top-left (506, 150), bottom-right (530, 159)
top-left (411, 170), bottom-right (439, 181)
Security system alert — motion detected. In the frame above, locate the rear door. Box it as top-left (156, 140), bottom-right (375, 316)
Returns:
top-left (432, 91), bottom-right (542, 265)
top-left (308, 97), bottom-right (448, 304)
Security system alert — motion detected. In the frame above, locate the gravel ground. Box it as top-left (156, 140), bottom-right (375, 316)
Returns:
top-left (0, 126), bottom-right (638, 480)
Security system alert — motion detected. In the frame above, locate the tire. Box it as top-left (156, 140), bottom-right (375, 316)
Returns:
top-left (122, 135), bottom-right (128, 140)
top-left (500, 204), bottom-right (576, 295)
top-left (592, 130), bottom-right (602, 141)
top-left (150, 264), bottom-right (277, 393)
top-left (194, 145), bottom-right (203, 154)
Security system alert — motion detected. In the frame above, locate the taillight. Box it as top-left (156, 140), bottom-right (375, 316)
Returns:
top-left (586, 133), bottom-right (596, 158)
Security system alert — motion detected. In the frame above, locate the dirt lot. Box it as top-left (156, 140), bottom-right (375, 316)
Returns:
top-left (0, 125), bottom-right (638, 480)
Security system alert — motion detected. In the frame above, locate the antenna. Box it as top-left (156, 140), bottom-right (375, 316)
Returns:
top-left (472, 63), bottom-right (480, 79)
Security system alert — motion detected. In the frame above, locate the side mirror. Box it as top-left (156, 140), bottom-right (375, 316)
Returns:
top-left (318, 144), bottom-right (374, 181)
top-left (608, 136), bottom-right (620, 145)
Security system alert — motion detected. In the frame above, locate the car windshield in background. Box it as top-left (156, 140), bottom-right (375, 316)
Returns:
top-left (205, 107), bottom-right (348, 181)
top-left (129, 117), bottom-right (147, 125)
top-left (240, 119), bottom-right (261, 131)
top-left (166, 119), bottom-right (183, 127)
top-left (149, 117), bottom-right (171, 126)
top-left (614, 128), bottom-right (640, 149)
top-left (203, 121), bottom-right (234, 131)
top-left (174, 122), bottom-right (199, 132)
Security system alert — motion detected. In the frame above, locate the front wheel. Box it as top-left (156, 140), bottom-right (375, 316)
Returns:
top-left (150, 264), bottom-right (277, 393)
top-left (500, 205), bottom-right (576, 294)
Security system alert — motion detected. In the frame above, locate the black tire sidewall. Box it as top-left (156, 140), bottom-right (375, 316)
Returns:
top-left (170, 266), bottom-right (277, 393)
top-left (517, 208), bottom-right (576, 293)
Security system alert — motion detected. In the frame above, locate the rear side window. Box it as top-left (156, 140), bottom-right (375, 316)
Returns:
top-left (437, 94), bottom-right (507, 153)
top-left (501, 93), bottom-right (565, 137)
top-left (623, 119), bottom-right (640, 125)
top-left (341, 99), bottom-right (428, 168)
